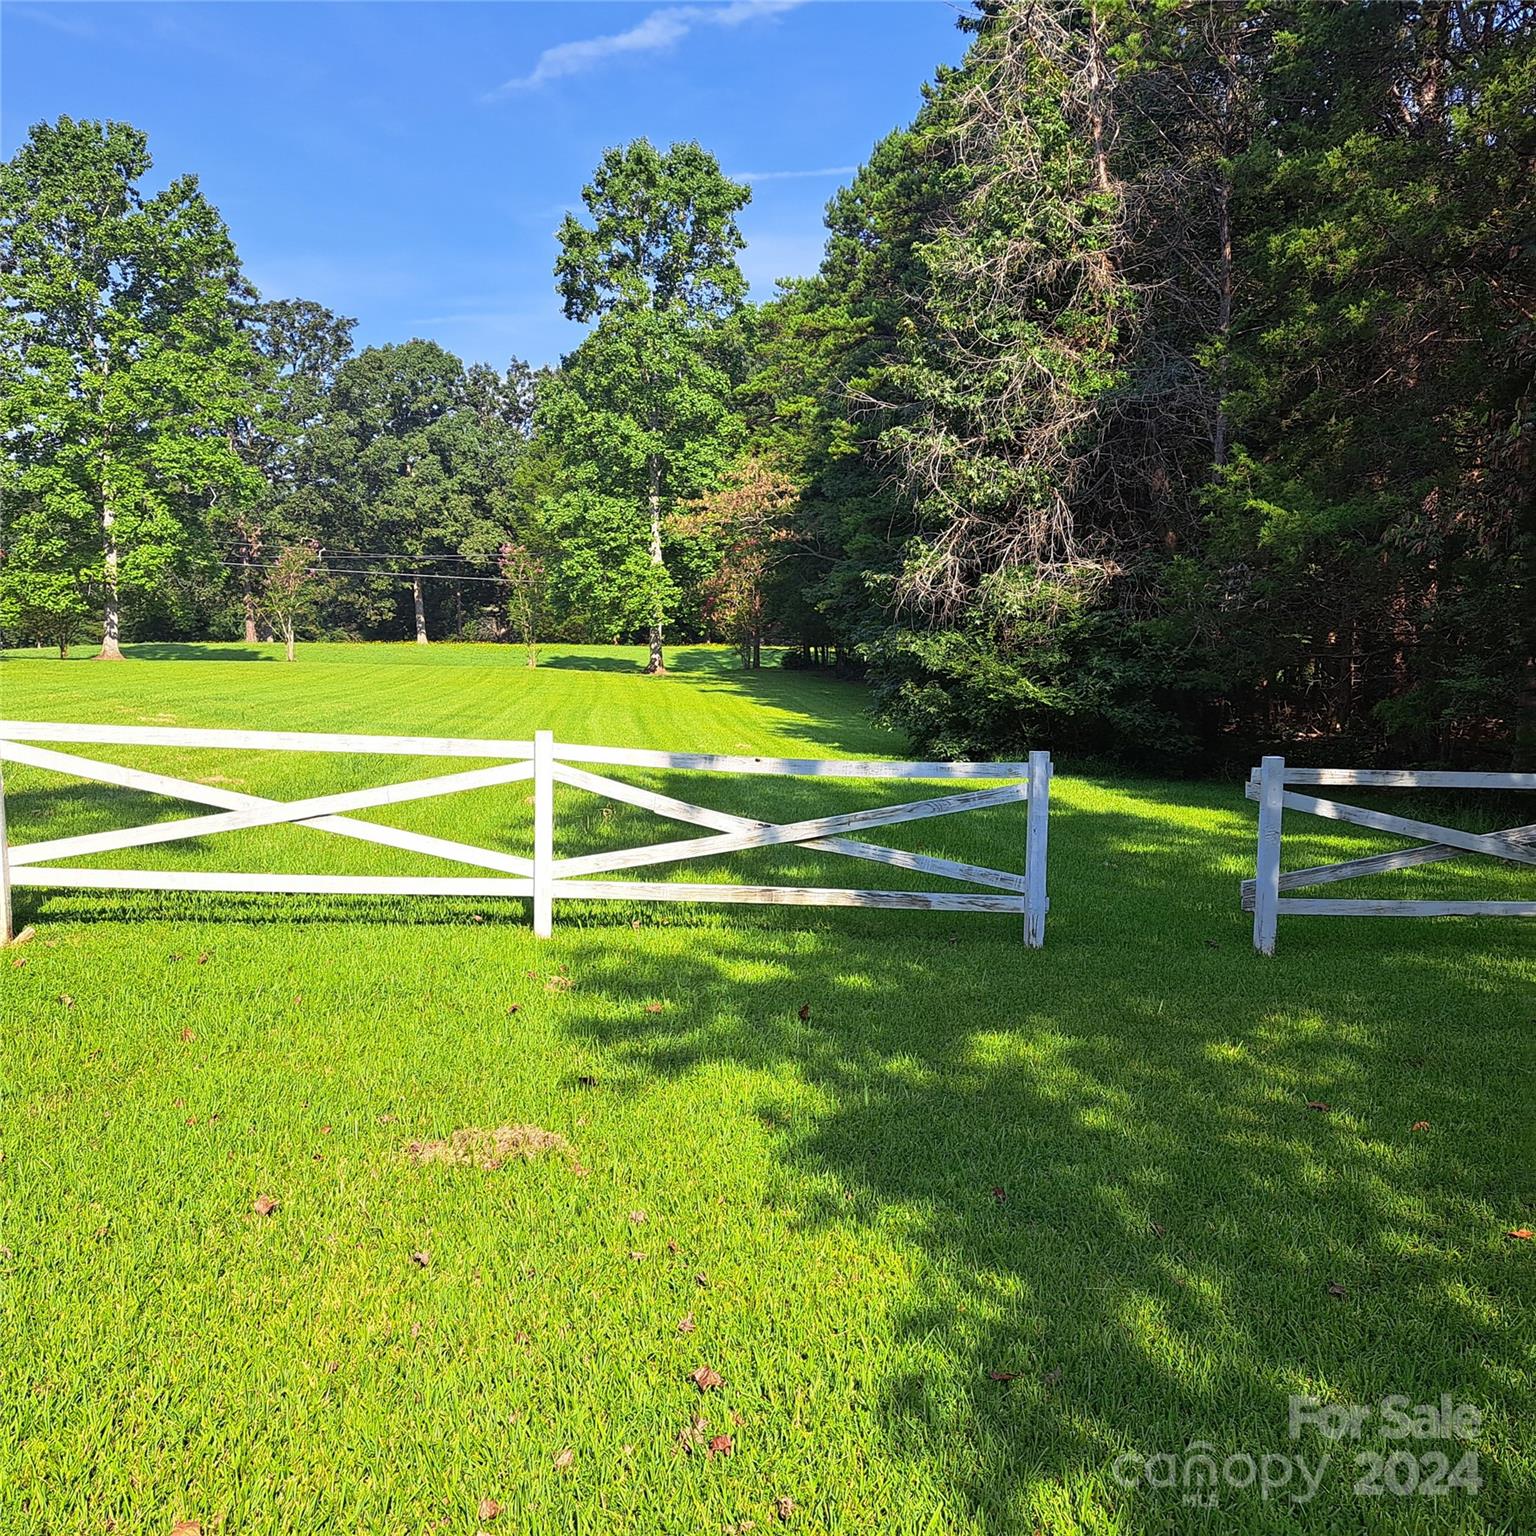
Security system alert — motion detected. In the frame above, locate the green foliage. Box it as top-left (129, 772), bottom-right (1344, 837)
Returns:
top-left (544, 141), bottom-right (750, 669)
top-left (555, 139), bottom-right (749, 322)
top-left (744, 0), bottom-right (1533, 768)
top-left (0, 116), bottom-right (267, 653)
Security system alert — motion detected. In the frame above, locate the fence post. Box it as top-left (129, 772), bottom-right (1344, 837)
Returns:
top-left (0, 763), bottom-right (12, 945)
top-left (533, 730), bottom-right (553, 938)
top-left (1024, 749), bottom-right (1051, 948)
top-left (1253, 754), bottom-right (1284, 956)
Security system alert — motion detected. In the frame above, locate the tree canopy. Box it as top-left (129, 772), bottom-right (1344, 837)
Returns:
top-left (2, 5), bottom-right (1530, 765)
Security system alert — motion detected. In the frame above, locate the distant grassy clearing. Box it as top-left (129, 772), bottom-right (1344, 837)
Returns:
top-left (1, 642), bottom-right (1530, 1535)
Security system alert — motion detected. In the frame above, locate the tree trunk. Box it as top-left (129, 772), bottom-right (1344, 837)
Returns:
top-left (645, 461), bottom-right (665, 675)
top-left (284, 619), bottom-right (296, 662)
top-left (413, 575), bottom-right (428, 644)
top-left (97, 488), bottom-right (123, 660)
top-left (1213, 173), bottom-right (1233, 467)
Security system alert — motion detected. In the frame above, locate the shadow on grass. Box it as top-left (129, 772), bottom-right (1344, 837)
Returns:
top-left (544, 806), bottom-right (1532, 1530)
top-left (6, 768), bottom-right (1531, 1528)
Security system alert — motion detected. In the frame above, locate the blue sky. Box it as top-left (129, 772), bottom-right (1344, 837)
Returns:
top-left (1, 1), bottom-right (968, 367)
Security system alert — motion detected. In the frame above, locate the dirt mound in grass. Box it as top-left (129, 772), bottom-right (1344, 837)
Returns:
top-left (405, 1125), bottom-right (569, 1170)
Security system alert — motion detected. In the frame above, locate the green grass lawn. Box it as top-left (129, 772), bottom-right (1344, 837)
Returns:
top-left (1, 641), bottom-right (1531, 1535)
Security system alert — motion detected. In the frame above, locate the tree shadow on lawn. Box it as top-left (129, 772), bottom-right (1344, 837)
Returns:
top-left (121, 643), bottom-right (275, 662)
top-left (7, 765), bottom-right (1531, 1527)
top-left (548, 801), bottom-right (1533, 1531)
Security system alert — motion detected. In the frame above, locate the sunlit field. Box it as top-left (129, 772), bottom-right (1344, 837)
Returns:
top-left (1, 642), bottom-right (1531, 1535)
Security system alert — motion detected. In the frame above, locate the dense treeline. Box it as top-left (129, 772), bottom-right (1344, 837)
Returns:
top-left (2, 2), bottom-right (1531, 768)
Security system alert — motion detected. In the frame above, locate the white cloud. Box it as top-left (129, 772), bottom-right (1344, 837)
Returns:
top-left (485, 0), bottom-right (806, 97)
top-left (728, 165), bottom-right (858, 183)
top-left (7, 3), bottom-right (98, 39)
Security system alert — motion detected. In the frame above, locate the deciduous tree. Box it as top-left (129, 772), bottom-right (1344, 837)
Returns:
top-left (0, 117), bottom-right (265, 657)
top-left (547, 140), bottom-right (749, 672)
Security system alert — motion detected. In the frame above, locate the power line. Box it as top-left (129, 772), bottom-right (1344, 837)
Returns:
top-left (212, 558), bottom-right (510, 586)
top-left (216, 545), bottom-right (492, 563)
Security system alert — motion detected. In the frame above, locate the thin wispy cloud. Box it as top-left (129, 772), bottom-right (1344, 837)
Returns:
top-left (485, 0), bottom-right (806, 98)
top-left (729, 165), bottom-right (858, 183)
top-left (7, 3), bottom-right (98, 39)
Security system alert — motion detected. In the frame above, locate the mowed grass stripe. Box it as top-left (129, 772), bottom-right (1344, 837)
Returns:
top-left (0, 641), bottom-right (1530, 1535)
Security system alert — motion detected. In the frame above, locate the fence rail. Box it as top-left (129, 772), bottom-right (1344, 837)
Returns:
top-left (0, 722), bottom-right (1051, 945)
top-left (1243, 756), bottom-right (1535, 953)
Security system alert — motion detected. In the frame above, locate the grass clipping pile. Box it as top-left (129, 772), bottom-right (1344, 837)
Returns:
top-left (405, 1125), bottom-right (569, 1171)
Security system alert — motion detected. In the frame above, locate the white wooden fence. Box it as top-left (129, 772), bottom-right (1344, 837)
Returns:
top-left (1243, 756), bottom-right (1535, 953)
top-left (0, 723), bottom-right (1052, 945)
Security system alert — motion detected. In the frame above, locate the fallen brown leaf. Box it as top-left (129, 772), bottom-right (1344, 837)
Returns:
top-left (410, 1250), bottom-right (431, 1267)
top-left (196, 951), bottom-right (210, 965)
top-left (797, 1003), bottom-right (811, 1022)
top-left (990, 1186), bottom-right (1006, 1204)
top-left (1326, 1281), bottom-right (1348, 1299)
top-left (629, 1250), bottom-right (648, 1262)
top-left (1306, 1101), bottom-right (1331, 1113)
top-left (644, 1002), bottom-right (663, 1014)
top-left (252, 1194), bottom-right (278, 1216)
top-left (1508, 1228), bottom-right (1534, 1241)
top-left (169, 1523), bottom-right (202, 1536)
top-left (707, 1433), bottom-right (733, 1458)
top-left (774, 1495), bottom-right (795, 1522)
top-left (676, 1413), bottom-right (709, 1454)
top-left (628, 1210), bottom-right (647, 1224)
top-left (59, 994), bottom-right (74, 1008)
top-left (689, 1365), bottom-right (724, 1392)
top-left (477, 1496), bottom-right (502, 1521)
top-left (552, 1447), bottom-right (574, 1471)
top-left (179, 1027), bottom-right (196, 1043)
top-left (1411, 1120), bottom-right (1430, 1132)
top-left (986, 1369), bottom-right (1020, 1382)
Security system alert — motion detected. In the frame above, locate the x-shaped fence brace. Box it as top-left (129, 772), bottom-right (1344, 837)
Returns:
top-left (1242, 757), bottom-right (1536, 953)
top-left (0, 725), bottom-right (1051, 945)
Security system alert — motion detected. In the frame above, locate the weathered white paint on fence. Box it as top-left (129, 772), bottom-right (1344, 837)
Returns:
top-left (0, 723), bottom-right (1049, 944)
top-left (0, 764), bottom-right (12, 946)
top-left (1024, 749), bottom-right (1051, 947)
top-left (532, 730), bottom-right (554, 940)
top-left (1242, 756), bottom-right (1532, 953)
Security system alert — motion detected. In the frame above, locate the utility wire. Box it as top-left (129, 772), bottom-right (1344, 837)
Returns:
top-left (215, 545), bottom-right (491, 563)
top-left (212, 558), bottom-right (510, 586)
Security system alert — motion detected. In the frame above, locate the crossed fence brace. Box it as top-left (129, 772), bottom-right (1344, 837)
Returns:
top-left (1243, 756), bottom-right (1536, 954)
top-left (0, 724), bottom-right (1052, 946)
